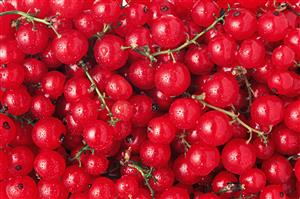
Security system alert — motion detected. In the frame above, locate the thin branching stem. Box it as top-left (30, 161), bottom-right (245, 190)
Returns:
top-left (0, 10), bottom-right (61, 37)
top-left (192, 94), bottom-right (268, 143)
top-left (79, 61), bottom-right (118, 126)
top-left (128, 7), bottom-right (229, 62)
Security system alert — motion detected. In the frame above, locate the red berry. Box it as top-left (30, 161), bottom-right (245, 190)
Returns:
top-left (151, 15), bottom-right (186, 49)
top-left (83, 120), bottom-right (114, 151)
top-left (52, 30), bottom-right (88, 64)
top-left (155, 62), bottom-right (191, 97)
top-left (50, 0), bottom-right (84, 18)
top-left (94, 35), bottom-right (129, 70)
top-left (34, 150), bottom-right (66, 180)
top-left (32, 117), bottom-right (66, 149)
top-left (258, 11), bottom-right (288, 42)
top-left (186, 144), bottom-right (220, 176)
top-left (222, 139), bottom-right (256, 175)
top-left (202, 72), bottom-right (239, 108)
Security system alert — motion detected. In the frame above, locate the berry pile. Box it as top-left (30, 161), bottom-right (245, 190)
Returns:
top-left (0, 0), bottom-right (300, 198)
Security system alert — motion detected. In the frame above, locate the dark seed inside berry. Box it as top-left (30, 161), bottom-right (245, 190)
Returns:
top-left (17, 183), bottom-right (24, 190)
top-left (280, 192), bottom-right (285, 197)
top-left (160, 5), bottom-right (169, 12)
top-left (152, 103), bottom-right (159, 112)
top-left (3, 121), bottom-right (10, 129)
top-left (143, 6), bottom-right (148, 13)
top-left (233, 11), bottom-right (241, 17)
top-left (15, 165), bottom-right (22, 171)
top-left (60, 134), bottom-right (65, 143)
top-left (125, 135), bottom-right (134, 144)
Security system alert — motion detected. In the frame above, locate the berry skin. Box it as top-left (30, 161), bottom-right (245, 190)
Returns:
top-left (284, 28), bottom-right (300, 60)
top-left (128, 60), bottom-right (155, 90)
top-left (258, 11), bottom-right (289, 42)
top-left (259, 185), bottom-right (287, 199)
top-left (272, 45), bottom-right (295, 70)
top-left (83, 120), bottom-right (114, 151)
top-left (272, 125), bottom-right (300, 155)
top-left (62, 165), bottom-right (90, 193)
top-left (196, 111), bottom-right (233, 146)
top-left (173, 155), bottom-right (200, 185)
top-left (158, 187), bottom-right (189, 199)
top-left (147, 115), bottom-right (176, 144)
top-left (89, 177), bottom-right (115, 199)
top-left (92, 0), bottom-right (121, 24)
top-left (0, 151), bottom-right (9, 180)
top-left (32, 117), bottom-right (66, 149)
top-left (64, 77), bottom-right (92, 103)
top-left (151, 15), bottom-right (186, 49)
top-left (208, 35), bottom-right (237, 67)
top-left (262, 155), bottom-right (292, 184)
top-left (284, 100), bottom-right (300, 133)
top-left (0, 39), bottom-right (24, 65)
top-left (154, 62), bottom-right (191, 97)
top-left (34, 150), bottom-right (66, 180)
top-left (94, 35), bottom-right (129, 70)
top-left (224, 8), bottom-right (257, 40)
top-left (129, 95), bottom-right (154, 127)
top-left (74, 11), bottom-right (103, 37)
top-left (222, 139), bottom-right (256, 175)
top-left (82, 153), bottom-right (108, 176)
top-left (186, 144), bottom-right (220, 176)
top-left (1, 87), bottom-right (32, 116)
top-left (31, 95), bottom-right (55, 119)
top-left (212, 171), bottom-right (238, 197)
top-left (140, 141), bottom-right (171, 168)
top-left (6, 176), bottom-right (37, 199)
top-left (184, 45), bottom-right (214, 75)
top-left (15, 23), bottom-right (50, 55)
top-left (294, 159), bottom-right (300, 182)
top-left (23, 58), bottom-right (47, 84)
top-left (237, 39), bottom-right (265, 69)
top-left (49, 0), bottom-right (84, 18)
top-left (37, 179), bottom-right (68, 199)
top-left (169, 98), bottom-right (202, 130)
top-left (115, 175), bottom-right (139, 199)
top-left (149, 167), bottom-right (174, 192)
top-left (0, 63), bottom-right (25, 89)
top-left (202, 72), bottom-right (239, 108)
top-left (0, 114), bottom-right (17, 147)
top-left (52, 30), bottom-right (88, 64)
top-left (105, 74), bottom-right (133, 100)
top-left (250, 95), bottom-right (284, 127)
top-left (239, 168), bottom-right (266, 194)
top-left (192, 0), bottom-right (219, 27)
top-left (41, 71), bottom-right (66, 99)
top-left (8, 146), bottom-right (34, 176)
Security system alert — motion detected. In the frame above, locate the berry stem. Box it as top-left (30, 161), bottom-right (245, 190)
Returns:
top-left (71, 144), bottom-right (94, 167)
top-left (79, 61), bottom-right (119, 126)
top-left (192, 94), bottom-right (268, 143)
top-left (217, 182), bottom-right (244, 194)
top-left (0, 10), bottom-right (61, 37)
top-left (232, 66), bottom-right (254, 112)
top-left (129, 7), bottom-right (229, 62)
top-left (127, 162), bottom-right (155, 198)
top-left (95, 23), bottom-right (111, 38)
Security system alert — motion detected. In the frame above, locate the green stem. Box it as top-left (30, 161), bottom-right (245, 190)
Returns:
top-left (127, 163), bottom-right (155, 198)
top-left (0, 10), bottom-right (61, 37)
top-left (79, 61), bottom-right (119, 126)
top-left (71, 144), bottom-right (93, 167)
top-left (130, 8), bottom-right (228, 61)
top-left (192, 94), bottom-right (268, 143)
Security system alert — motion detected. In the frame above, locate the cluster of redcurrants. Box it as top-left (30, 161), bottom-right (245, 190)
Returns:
top-left (0, 0), bottom-right (300, 198)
